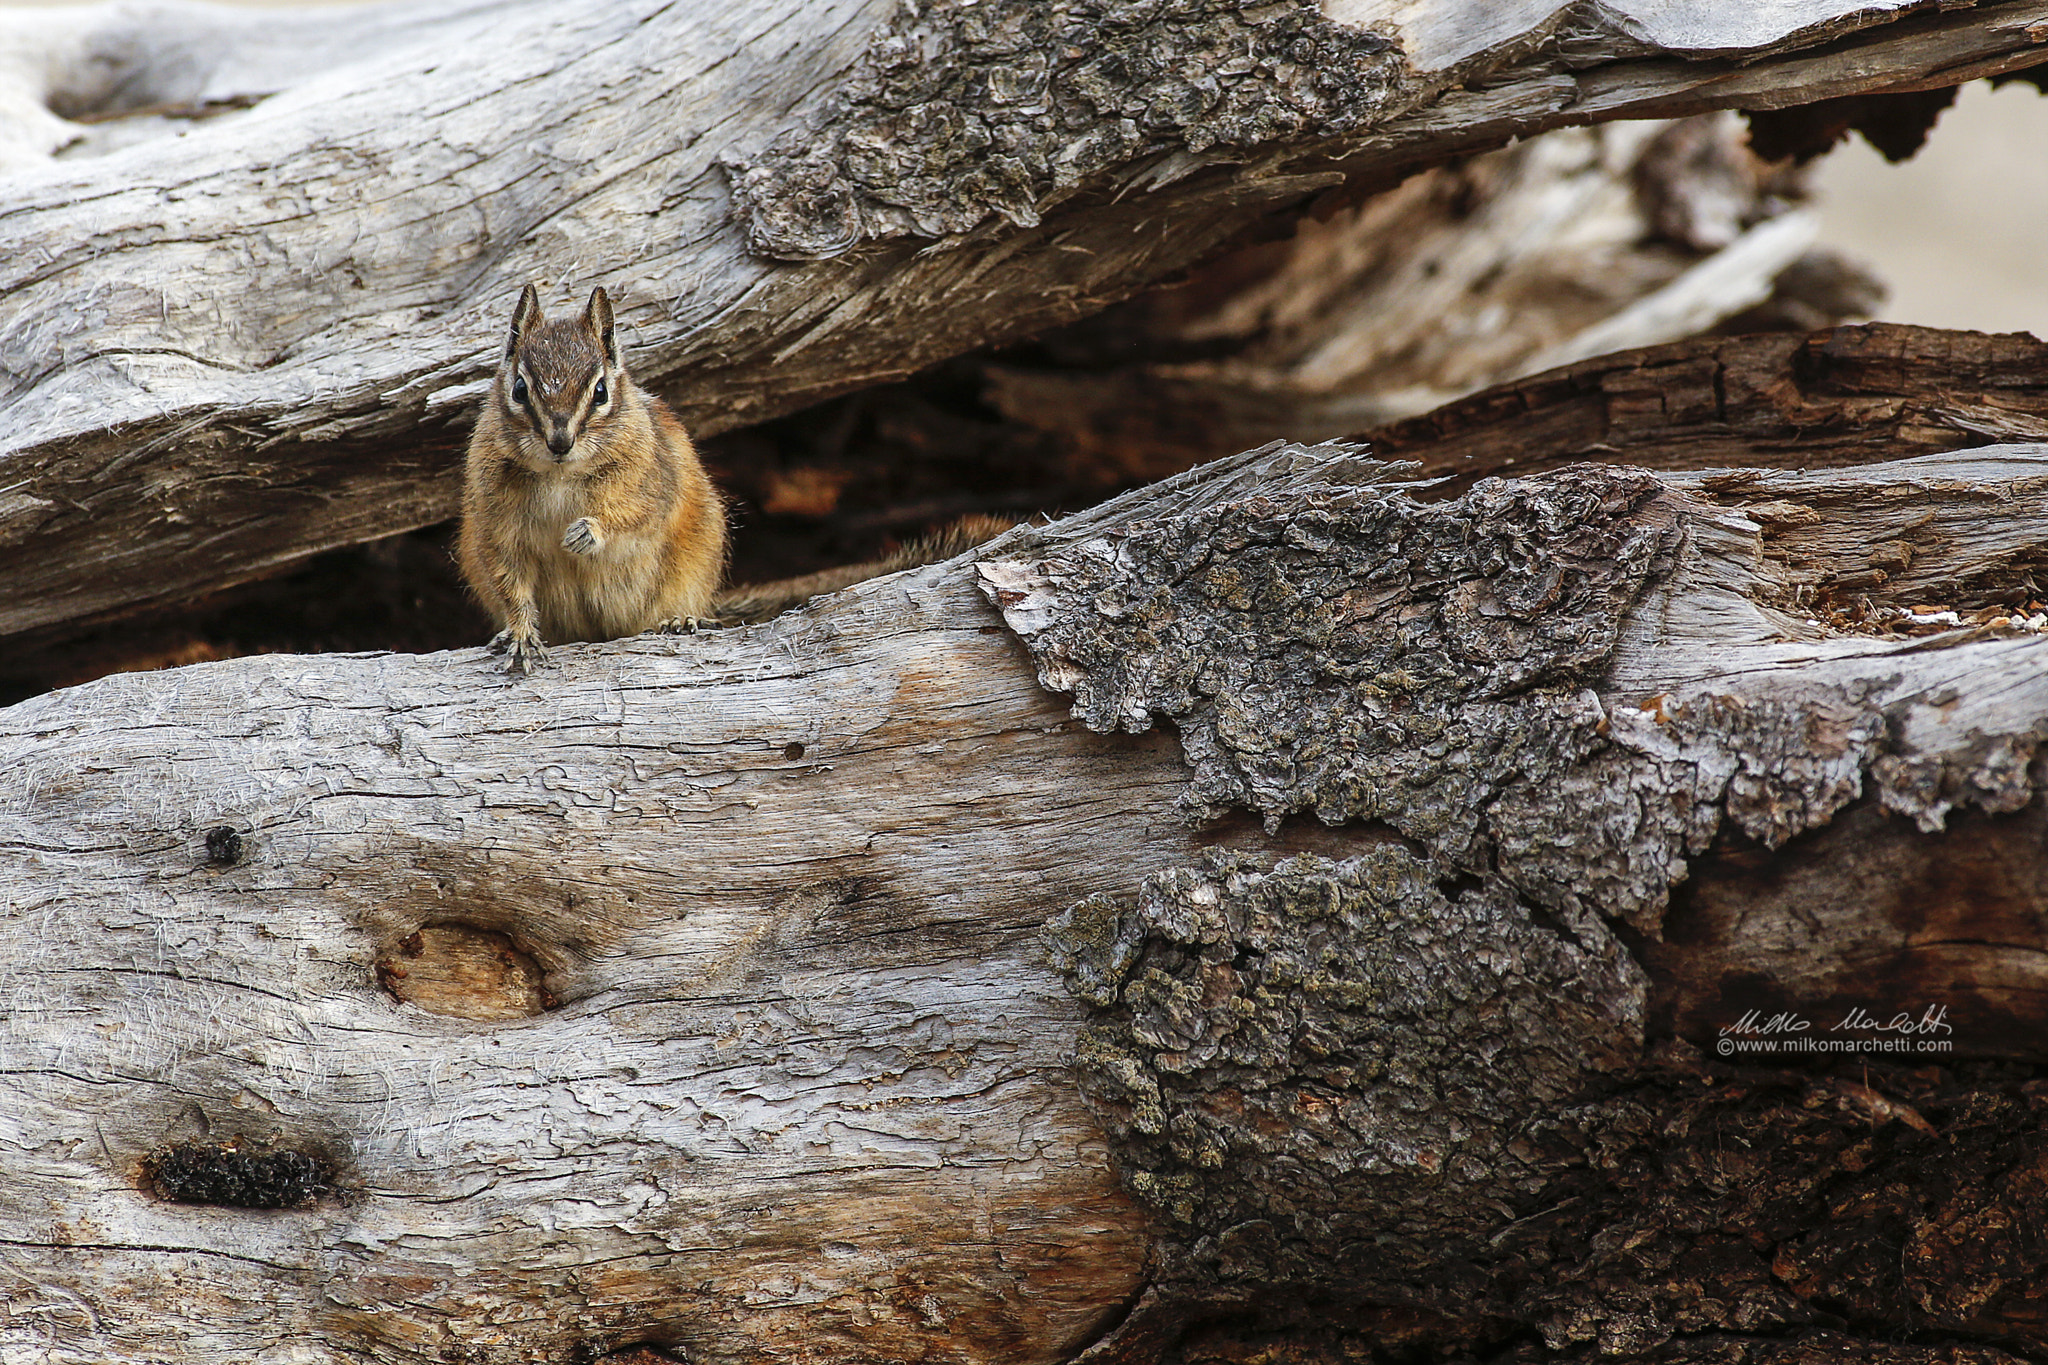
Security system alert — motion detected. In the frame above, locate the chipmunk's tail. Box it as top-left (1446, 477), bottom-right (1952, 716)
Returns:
top-left (713, 514), bottom-right (1019, 624)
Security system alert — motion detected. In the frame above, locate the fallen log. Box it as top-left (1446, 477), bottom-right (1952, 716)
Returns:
top-left (6, 437), bottom-right (2048, 1363)
top-left (3, 0), bottom-right (2046, 646)
top-left (1364, 321), bottom-right (2048, 481)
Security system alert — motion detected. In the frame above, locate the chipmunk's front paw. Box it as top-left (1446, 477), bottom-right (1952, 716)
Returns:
top-left (656, 616), bottom-right (713, 635)
top-left (501, 630), bottom-right (549, 674)
top-left (562, 518), bottom-right (603, 556)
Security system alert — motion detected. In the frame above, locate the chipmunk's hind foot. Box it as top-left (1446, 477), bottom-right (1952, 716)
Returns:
top-left (656, 616), bottom-right (714, 636)
top-left (489, 629), bottom-right (550, 674)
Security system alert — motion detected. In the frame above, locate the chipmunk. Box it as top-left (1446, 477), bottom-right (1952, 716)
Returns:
top-left (457, 284), bottom-right (726, 673)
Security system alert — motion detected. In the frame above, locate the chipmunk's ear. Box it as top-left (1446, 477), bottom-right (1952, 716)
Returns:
top-left (586, 286), bottom-right (619, 368)
top-left (508, 284), bottom-right (543, 361)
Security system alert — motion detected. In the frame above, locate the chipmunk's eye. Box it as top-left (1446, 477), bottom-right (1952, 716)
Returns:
top-left (592, 376), bottom-right (608, 407)
top-left (511, 375), bottom-right (530, 406)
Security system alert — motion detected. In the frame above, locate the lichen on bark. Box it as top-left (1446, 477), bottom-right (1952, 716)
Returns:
top-left (723, 0), bottom-right (1407, 259)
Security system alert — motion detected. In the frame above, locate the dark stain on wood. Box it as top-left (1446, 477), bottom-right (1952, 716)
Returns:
top-left (1650, 791), bottom-right (2048, 1059)
top-left (142, 1139), bottom-right (332, 1209)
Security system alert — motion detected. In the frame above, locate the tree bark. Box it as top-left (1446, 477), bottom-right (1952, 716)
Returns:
top-left (7, 430), bottom-right (2048, 1364)
top-left (2, 0), bottom-right (2046, 648)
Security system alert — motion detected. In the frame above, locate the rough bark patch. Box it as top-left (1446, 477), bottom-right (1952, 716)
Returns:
top-left (1000, 448), bottom-right (2048, 1357)
top-left (984, 460), bottom-right (1710, 934)
top-left (1045, 847), bottom-right (1646, 1286)
top-left (985, 453), bottom-right (2048, 940)
top-left (982, 463), bottom-right (1683, 826)
top-left (724, 0), bottom-right (1406, 258)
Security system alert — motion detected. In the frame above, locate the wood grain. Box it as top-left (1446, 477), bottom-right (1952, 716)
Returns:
top-left (1365, 323), bottom-right (2048, 482)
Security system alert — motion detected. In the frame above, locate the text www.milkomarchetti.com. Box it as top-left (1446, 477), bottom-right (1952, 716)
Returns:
top-left (1715, 1004), bottom-right (1956, 1057)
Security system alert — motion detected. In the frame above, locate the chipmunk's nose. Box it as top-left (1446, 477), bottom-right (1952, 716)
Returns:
top-left (546, 427), bottom-right (575, 457)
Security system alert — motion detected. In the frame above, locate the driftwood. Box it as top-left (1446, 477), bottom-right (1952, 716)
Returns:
top-left (7, 433), bottom-right (2048, 1364)
top-left (3, 0), bottom-right (2047, 650)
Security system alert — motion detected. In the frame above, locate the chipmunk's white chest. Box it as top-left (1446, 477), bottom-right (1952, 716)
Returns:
top-left (520, 475), bottom-right (589, 533)
top-left (511, 469), bottom-right (665, 642)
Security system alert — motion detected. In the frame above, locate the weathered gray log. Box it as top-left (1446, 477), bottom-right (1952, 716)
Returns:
top-left (3, 0), bottom-right (2046, 649)
top-left (6, 439), bottom-right (2048, 1364)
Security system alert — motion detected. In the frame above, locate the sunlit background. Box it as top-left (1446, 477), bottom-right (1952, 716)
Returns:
top-left (1813, 78), bottom-right (2048, 337)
